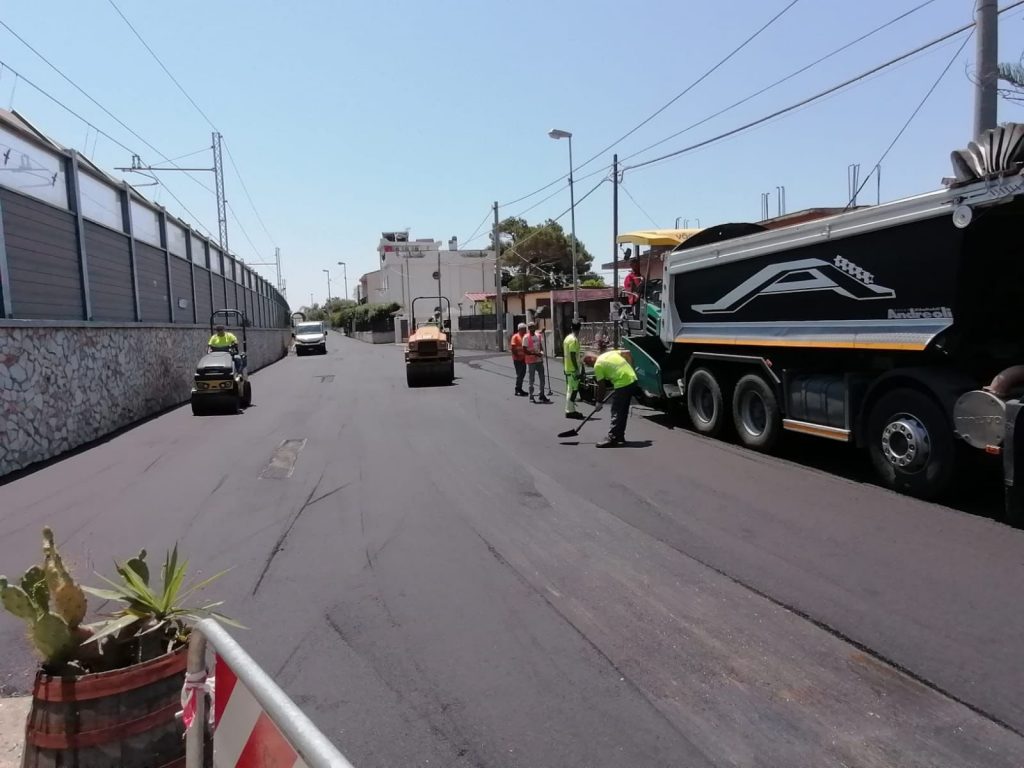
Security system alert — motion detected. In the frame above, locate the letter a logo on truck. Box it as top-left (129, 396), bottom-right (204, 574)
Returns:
top-left (691, 256), bottom-right (895, 315)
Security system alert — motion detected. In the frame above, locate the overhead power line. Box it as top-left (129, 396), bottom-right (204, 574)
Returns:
top-left (846, 30), bottom-right (974, 209)
top-left (618, 0), bottom-right (941, 164)
top-left (106, 0), bottom-right (279, 251)
top-left (620, 183), bottom-right (660, 228)
top-left (106, 0), bottom-right (218, 131)
top-left (223, 140), bottom-right (277, 248)
top-left (622, 1), bottom-right (1024, 174)
top-left (500, 177), bottom-right (609, 280)
top-left (499, 0), bottom-right (802, 208)
top-left (0, 26), bottom-right (217, 234)
top-left (461, 208), bottom-right (493, 246)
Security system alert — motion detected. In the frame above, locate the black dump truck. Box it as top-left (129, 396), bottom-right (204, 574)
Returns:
top-left (623, 124), bottom-right (1024, 520)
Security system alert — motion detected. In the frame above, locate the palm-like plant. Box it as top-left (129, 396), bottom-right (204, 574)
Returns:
top-left (84, 546), bottom-right (239, 658)
top-left (998, 61), bottom-right (1024, 103)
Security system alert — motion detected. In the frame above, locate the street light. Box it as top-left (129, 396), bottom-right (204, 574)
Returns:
top-left (321, 268), bottom-right (331, 306)
top-left (337, 261), bottom-right (348, 301)
top-left (548, 128), bottom-right (578, 319)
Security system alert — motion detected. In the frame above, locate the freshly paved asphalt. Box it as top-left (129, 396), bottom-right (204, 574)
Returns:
top-left (2, 332), bottom-right (1024, 767)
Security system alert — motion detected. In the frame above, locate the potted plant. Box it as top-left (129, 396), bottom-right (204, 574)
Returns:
top-left (0, 528), bottom-right (234, 767)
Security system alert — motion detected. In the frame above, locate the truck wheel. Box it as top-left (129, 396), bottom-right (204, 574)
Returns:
top-left (190, 398), bottom-right (205, 416)
top-left (732, 374), bottom-right (781, 451)
top-left (406, 367), bottom-right (418, 388)
top-left (448, 361), bottom-right (455, 384)
top-left (687, 367), bottom-right (725, 437)
top-left (241, 381), bottom-right (252, 407)
top-left (866, 388), bottom-right (954, 499)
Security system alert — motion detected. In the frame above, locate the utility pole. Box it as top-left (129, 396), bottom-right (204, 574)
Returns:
top-left (322, 268), bottom-right (331, 305)
top-left (612, 154), bottom-right (620, 349)
top-left (212, 132), bottom-right (229, 253)
top-left (493, 201), bottom-right (504, 351)
top-left (975, 0), bottom-right (999, 140)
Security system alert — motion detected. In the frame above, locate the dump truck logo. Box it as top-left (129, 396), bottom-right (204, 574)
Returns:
top-left (691, 256), bottom-right (895, 315)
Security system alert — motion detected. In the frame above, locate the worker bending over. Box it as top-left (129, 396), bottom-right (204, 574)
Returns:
top-left (592, 337), bottom-right (638, 447)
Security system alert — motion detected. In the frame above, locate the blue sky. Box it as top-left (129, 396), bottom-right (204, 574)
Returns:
top-left (2, 0), bottom-right (1023, 309)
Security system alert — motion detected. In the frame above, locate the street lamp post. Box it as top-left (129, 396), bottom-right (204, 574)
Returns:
top-left (548, 128), bottom-right (578, 320)
top-left (321, 268), bottom-right (331, 306)
top-left (337, 261), bottom-right (348, 300)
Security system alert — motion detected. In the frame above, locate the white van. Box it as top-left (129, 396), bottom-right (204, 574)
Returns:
top-left (293, 321), bottom-right (328, 356)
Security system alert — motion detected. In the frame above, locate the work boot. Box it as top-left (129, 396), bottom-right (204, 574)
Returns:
top-left (596, 437), bottom-right (623, 448)
top-left (565, 412), bottom-right (585, 420)
top-left (538, 396), bottom-right (552, 404)
top-left (515, 389), bottom-right (528, 397)
top-left (530, 395), bottom-right (537, 403)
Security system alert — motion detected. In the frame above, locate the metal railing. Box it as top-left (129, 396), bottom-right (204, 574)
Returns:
top-left (185, 618), bottom-right (356, 768)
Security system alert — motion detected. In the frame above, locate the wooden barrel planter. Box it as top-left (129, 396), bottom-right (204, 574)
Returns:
top-left (22, 646), bottom-right (187, 768)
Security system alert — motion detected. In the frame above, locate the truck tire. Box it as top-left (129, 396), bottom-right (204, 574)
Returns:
top-left (241, 381), bottom-right (252, 408)
top-left (687, 367), bottom-right (725, 437)
top-left (866, 387), bottom-right (954, 500)
top-left (406, 367), bottom-right (418, 388)
top-left (732, 374), bottom-right (781, 451)
top-left (190, 398), bottom-right (205, 416)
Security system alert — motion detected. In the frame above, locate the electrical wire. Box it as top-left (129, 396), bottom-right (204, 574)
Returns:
top-left (0, 58), bottom-right (135, 154)
top-left (498, 0), bottom-right (802, 208)
top-left (0, 21), bottom-right (220, 204)
top-left (618, 0), bottom-right (941, 164)
top-left (106, 0), bottom-right (279, 253)
top-left (226, 200), bottom-right (265, 260)
top-left (461, 208), bottom-right (493, 247)
top-left (106, 0), bottom-right (218, 131)
top-left (500, 177), bottom-right (609, 282)
top-left (620, 183), bottom-right (660, 228)
top-left (224, 140), bottom-right (277, 248)
top-left (621, 3), bottom-right (1024, 175)
top-left (845, 30), bottom-right (974, 209)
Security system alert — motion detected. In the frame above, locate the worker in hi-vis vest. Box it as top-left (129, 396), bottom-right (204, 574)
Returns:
top-left (562, 320), bottom-right (584, 419)
top-left (591, 337), bottom-right (638, 447)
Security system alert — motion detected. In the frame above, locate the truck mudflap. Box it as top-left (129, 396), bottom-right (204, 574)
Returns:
top-left (1004, 401), bottom-right (1024, 525)
top-left (622, 336), bottom-right (668, 401)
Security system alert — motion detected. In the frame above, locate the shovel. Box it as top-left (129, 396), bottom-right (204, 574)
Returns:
top-left (557, 392), bottom-right (611, 439)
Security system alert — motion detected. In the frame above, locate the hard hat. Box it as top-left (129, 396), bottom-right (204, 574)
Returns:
top-left (517, 322), bottom-right (527, 331)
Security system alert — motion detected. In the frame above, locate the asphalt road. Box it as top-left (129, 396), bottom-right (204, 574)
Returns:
top-left (2, 332), bottom-right (1024, 767)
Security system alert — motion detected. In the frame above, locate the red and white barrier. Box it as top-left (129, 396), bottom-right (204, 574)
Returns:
top-left (212, 654), bottom-right (309, 768)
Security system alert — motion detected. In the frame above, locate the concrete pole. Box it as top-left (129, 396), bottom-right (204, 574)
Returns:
top-left (493, 201), bottom-right (505, 351)
top-left (612, 155), bottom-right (619, 349)
top-left (568, 136), bottom-right (579, 320)
top-left (974, 0), bottom-right (999, 140)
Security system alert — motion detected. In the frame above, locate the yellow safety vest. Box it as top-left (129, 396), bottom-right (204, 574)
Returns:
top-left (594, 350), bottom-right (637, 389)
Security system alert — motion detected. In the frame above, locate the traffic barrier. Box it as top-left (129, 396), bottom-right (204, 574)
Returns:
top-left (183, 618), bottom-right (356, 768)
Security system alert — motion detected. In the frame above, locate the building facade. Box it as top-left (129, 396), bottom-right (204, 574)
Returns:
top-left (373, 231), bottom-right (496, 323)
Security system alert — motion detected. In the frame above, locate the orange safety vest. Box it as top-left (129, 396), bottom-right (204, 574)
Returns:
top-left (524, 332), bottom-right (542, 364)
top-left (510, 332), bottom-right (525, 361)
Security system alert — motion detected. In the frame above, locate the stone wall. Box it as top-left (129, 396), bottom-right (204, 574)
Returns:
top-left (0, 322), bottom-right (290, 477)
top-left (349, 330), bottom-right (394, 344)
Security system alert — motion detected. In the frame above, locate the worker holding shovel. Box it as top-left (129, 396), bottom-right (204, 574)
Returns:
top-left (591, 337), bottom-right (638, 447)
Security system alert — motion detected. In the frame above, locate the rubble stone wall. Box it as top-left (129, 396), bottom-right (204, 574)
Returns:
top-left (0, 322), bottom-right (290, 477)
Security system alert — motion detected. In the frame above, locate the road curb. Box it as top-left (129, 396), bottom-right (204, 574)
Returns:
top-left (0, 696), bottom-right (28, 768)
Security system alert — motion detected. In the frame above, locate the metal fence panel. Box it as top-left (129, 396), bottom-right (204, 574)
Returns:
top-left (136, 242), bottom-right (170, 321)
top-left (194, 264), bottom-right (213, 325)
top-left (84, 221), bottom-right (135, 322)
top-left (1, 188), bottom-right (82, 320)
top-left (170, 257), bottom-right (193, 323)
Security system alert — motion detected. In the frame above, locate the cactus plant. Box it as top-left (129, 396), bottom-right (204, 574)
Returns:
top-left (0, 528), bottom-right (87, 667)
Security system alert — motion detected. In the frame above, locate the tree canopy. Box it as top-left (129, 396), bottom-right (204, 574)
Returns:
top-left (497, 217), bottom-right (594, 292)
